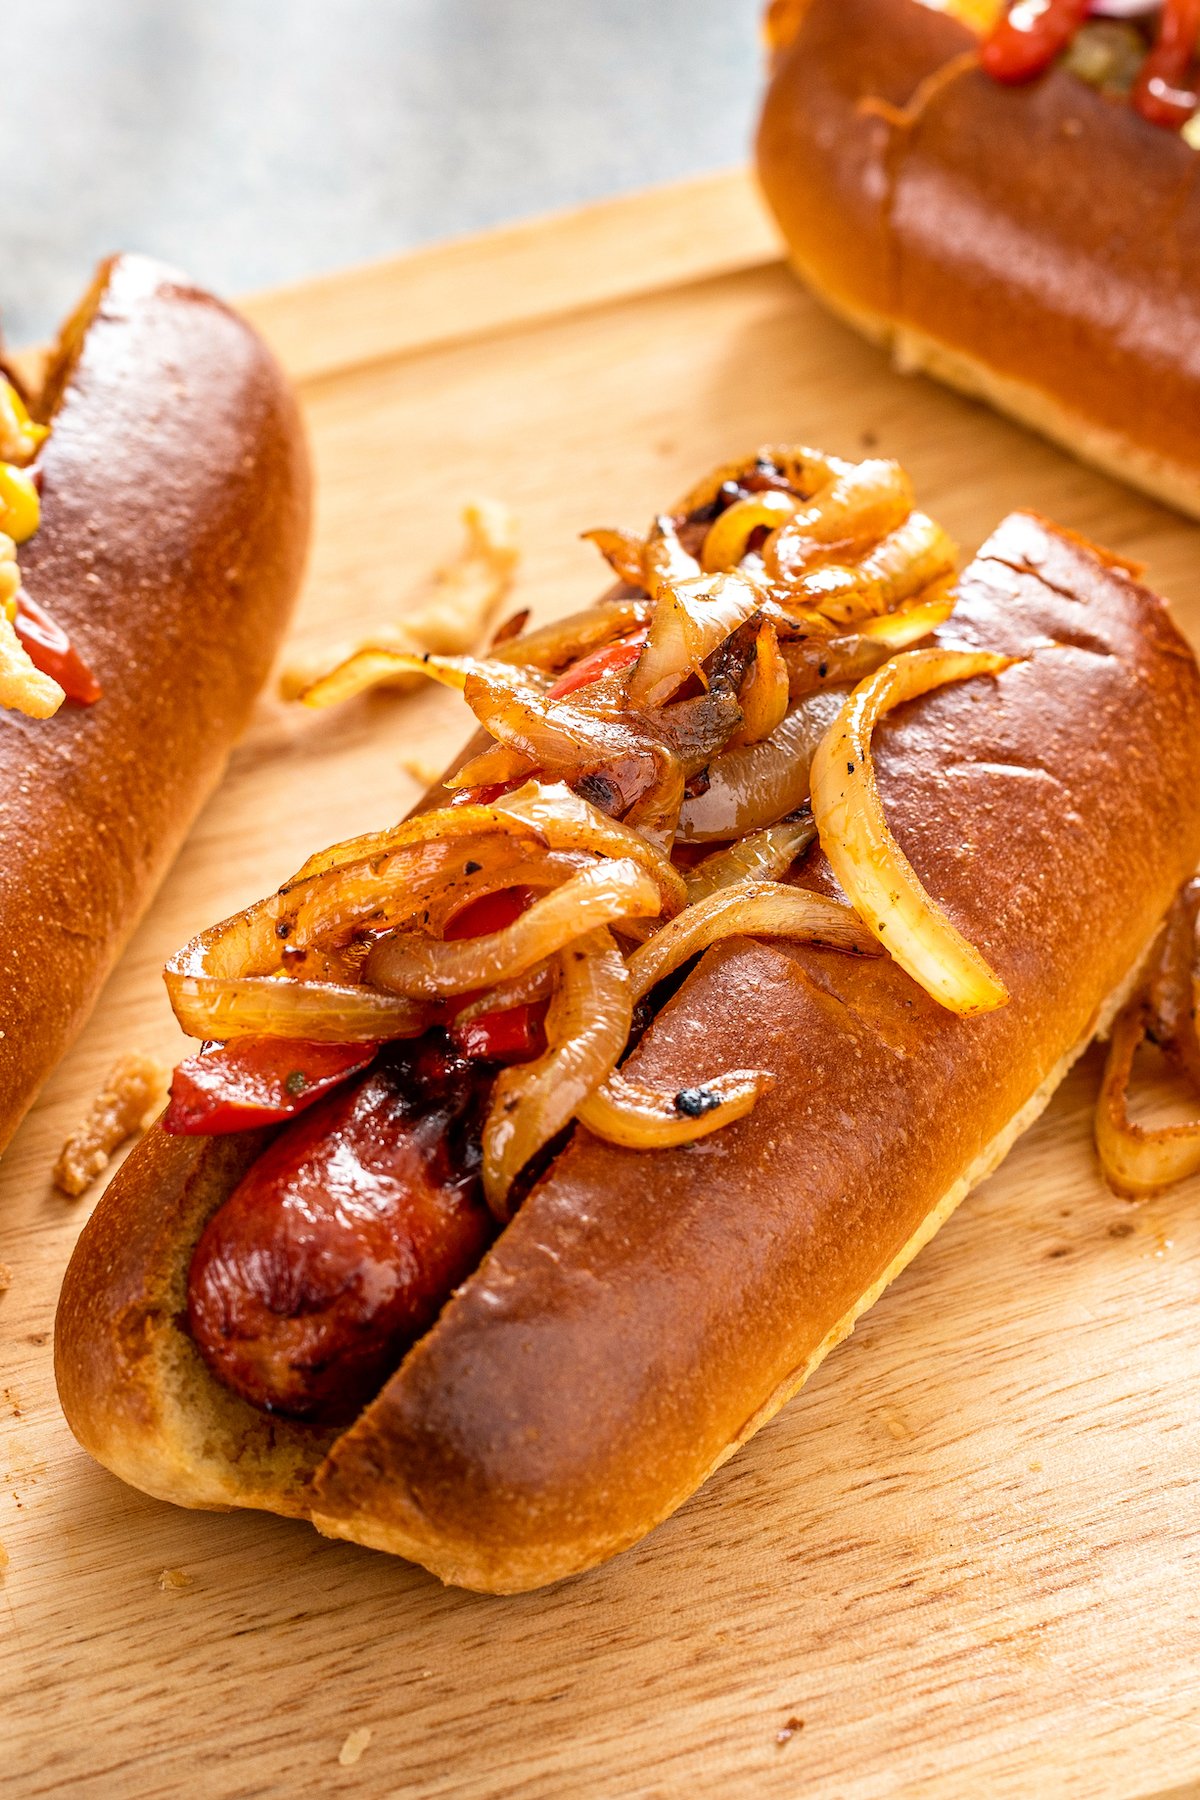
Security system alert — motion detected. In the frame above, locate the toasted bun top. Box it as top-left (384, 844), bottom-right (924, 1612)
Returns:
top-left (0, 256), bottom-right (310, 1150)
top-left (755, 0), bottom-right (1200, 472)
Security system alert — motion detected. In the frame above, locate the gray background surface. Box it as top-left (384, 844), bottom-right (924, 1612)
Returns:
top-left (7, 0), bottom-right (764, 346)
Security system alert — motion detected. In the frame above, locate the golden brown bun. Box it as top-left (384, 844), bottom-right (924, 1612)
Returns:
top-left (55, 514), bottom-right (1200, 1590)
top-left (0, 256), bottom-right (311, 1152)
top-left (755, 0), bottom-right (1200, 517)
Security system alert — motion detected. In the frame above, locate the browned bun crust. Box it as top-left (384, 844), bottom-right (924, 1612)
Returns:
top-left (0, 256), bottom-right (310, 1152)
top-left (55, 513), bottom-right (1200, 1591)
top-left (755, 0), bottom-right (1200, 516)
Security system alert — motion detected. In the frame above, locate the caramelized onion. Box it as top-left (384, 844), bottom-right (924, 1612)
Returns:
top-left (581, 527), bottom-right (646, 588)
top-left (450, 958), bottom-right (558, 1026)
top-left (810, 648), bottom-right (1014, 1015)
top-left (1096, 1006), bottom-right (1200, 1198)
top-left (490, 596), bottom-right (653, 674)
top-left (627, 571), bottom-right (762, 710)
top-left (460, 666), bottom-right (658, 802)
top-left (701, 491), bottom-right (799, 573)
top-left (494, 781), bottom-right (688, 913)
top-left (683, 816), bottom-right (816, 902)
top-left (366, 858), bottom-right (662, 999)
top-left (782, 586), bottom-right (957, 699)
top-left (674, 446), bottom-right (837, 519)
top-left (765, 459), bottom-right (914, 580)
top-left (624, 880), bottom-right (878, 1006)
top-left (165, 904), bottom-right (429, 1043)
top-left (678, 689), bottom-right (845, 842)
top-left (782, 513), bottom-right (957, 630)
top-left (643, 515), bottom-right (703, 596)
top-left (727, 619), bottom-right (789, 748)
top-left (577, 1065), bottom-right (774, 1149)
top-left (483, 928), bottom-right (630, 1216)
top-left (445, 741), bottom-right (535, 789)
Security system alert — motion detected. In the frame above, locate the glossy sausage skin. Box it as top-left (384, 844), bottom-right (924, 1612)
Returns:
top-left (187, 1041), bottom-right (495, 1423)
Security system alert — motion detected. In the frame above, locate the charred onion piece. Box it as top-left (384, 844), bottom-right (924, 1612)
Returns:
top-left (624, 880), bottom-right (878, 1006)
top-left (367, 858), bottom-right (662, 999)
top-left (810, 648), bottom-right (1015, 1016)
top-left (577, 1065), bottom-right (774, 1149)
top-left (1096, 1005), bottom-right (1200, 1198)
top-left (483, 928), bottom-right (630, 1216)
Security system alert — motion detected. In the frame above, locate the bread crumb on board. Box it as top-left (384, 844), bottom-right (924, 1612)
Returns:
top-left (0, 1539), bottom-right (9, 1573)
top-left (281, 498), bottom-right (520, 707)
top-left (155, 1568), bottom-right (193, 1592)
top-left (0, 1262), bottom-right (11, 1296)
top-left (399, 756), bottom-right (444, 787)
top-left (338, 1728), bottom-right (373, 1768)
top-left (53, 1053), bottom-right (169, 1197)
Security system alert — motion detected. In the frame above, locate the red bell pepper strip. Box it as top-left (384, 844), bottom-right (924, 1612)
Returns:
top-left (981, 0), bottom-right (1090, 84)
top-left (548, 628), bottom-right (649, 700)
top-left (1133, 0), bottom-right (1200, 127)
top-left (163, 1038), bottom-right (380, 1135)
top-left (451, 1001), bottom-right (548, 1063)
top-left (12, 587), bottom-right (102, 705)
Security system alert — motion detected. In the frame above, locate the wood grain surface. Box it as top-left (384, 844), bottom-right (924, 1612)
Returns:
top-left (5, 169), bottom-right (1200, 1799)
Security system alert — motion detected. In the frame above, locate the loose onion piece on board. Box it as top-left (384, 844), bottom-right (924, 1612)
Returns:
top-left (1096, 1006), bottom-right (1200, 1198)
top-left (810, 648), bottom-right (1017, 1016)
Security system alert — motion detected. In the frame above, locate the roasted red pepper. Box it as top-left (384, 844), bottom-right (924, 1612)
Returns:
top-left (451, 1001), bottom-right (548, 1062)
top-left (1133, 0), bottom-right (1200, 127)
top-left (981, 0), bottom-right (1091, 84)
top-left (163, 1038), bottom-right (380, 1135)
top-left (12, 588), bottom-right (101, 706)
top-left (548, 628), bottom-right (649, 700)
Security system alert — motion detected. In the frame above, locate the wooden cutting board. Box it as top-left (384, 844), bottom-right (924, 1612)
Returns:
top-left (6, 170), bottom-right (1200, 1800)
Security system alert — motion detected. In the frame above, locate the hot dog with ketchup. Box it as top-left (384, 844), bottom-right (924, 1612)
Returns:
top-left (56, 446), bottom-right (1200, 1590)
top-left (757, 0), bottom-right (1200, 519)
top-left (0, 255), bottom-right (310, 1154)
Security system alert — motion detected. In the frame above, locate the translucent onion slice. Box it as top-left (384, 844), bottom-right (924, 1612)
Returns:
top-left (764, 460), bottom-right (914, 580)
top-left (450, 958), bottom-right (558, 1026)
top-left (299, 648), bottom-right (540, 711)
top-left (460, 666), bottom-right (658, 800)
top-left (624, 879), bottom-right (879, 1006)
top-left (726, 620), bottom-right (789, 749)
top-left (643, 515), bottom-right (703, 596)
top-left (581, 527), bottom-right (646, 588)
top-left (810, 647), bottom-right (1014, 1016)
top-left (483, 928), bottom-right (631, 1217)
top-left (165, 904), bottom-right (429, 1043)
top-left (577, 1065), bottom-right (774, 1149)
top-left (782, 585), bottom-right (957, 699)
top-left (678, 689), bottom-right (846, 842)
top-left (278, 796), bottom-right (542, 895)
top-left (366, 857), bottom-right (662, 999)
top-left (1096, 1006), bottom-right (1200, 1198)
top-left (494, 781), bottom-right (688, 913)
top-left (784, 513), bottom-right (957, 630)
top-left (490, 596), bottom-right (652, 674)
top-left (683, 816), bottom-right (817, 903)
top-left (445, 741), bottom-right (535, 789)
top-left (627, 570), bottom-right (763, 710)
top-left (701, 491), bottom-right (799, 573)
